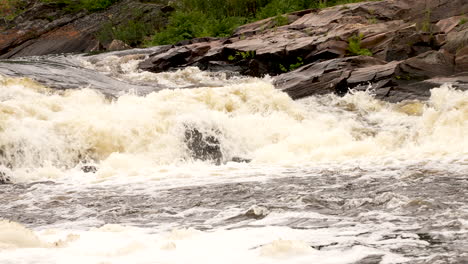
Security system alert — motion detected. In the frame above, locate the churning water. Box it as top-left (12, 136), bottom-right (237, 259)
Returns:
top-left (0, 52), bottom-right (467, 264)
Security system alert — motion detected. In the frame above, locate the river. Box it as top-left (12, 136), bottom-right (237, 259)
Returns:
top-left (0, 50), bottom-right (467, 264)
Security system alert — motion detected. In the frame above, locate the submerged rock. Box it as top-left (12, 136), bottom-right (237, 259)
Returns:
top-left (0, 171), bottom-right (11, 184)
top-left (183, 126), bottom-right (251, 165)
top-left (184, 127), bottom-right (223, 165)
top-left (81, 165), bottom-right (97, 174)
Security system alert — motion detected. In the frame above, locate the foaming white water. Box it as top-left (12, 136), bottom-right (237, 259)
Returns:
top-left (0, 221), bottom-right (407, 264)
top-left (0, 72), bottom-right (467, 182)
top-left (80, 54), bottom-right (246, 88)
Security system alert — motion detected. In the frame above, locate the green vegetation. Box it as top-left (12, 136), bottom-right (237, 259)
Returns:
top-left (146, 0), bottom-right (377, 46)
top-left (148, 10), bottom-right (246, 45)
top-left (228, 50), bottom-right (256, 61)
top-left (97, 20), bottom-right (158, 46)
top-left (420, 8), bottom-right (432, 32)
top-left (347, 33), bottom-right (372, 56)
top-left (459, 17), bottom-right (467, 25)
top-left (0, 0), bottom-right (120, 24)
top-left (279, 57), bottom-right (304, 72)
top-left (40, 0), bottom-right (120, 13)
top-left (0, 0), bottom-right (28, 22)
top-left (272, 14), bottom-right (288, 27)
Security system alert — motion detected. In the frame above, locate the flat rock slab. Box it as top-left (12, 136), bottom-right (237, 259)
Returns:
top-left (138, 0), bottom-right (468, 102)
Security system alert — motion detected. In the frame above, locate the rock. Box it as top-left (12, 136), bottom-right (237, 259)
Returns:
top-left (184, 126), bottom-right (223, 165)
top-left (274, 56), bottom-right (389, 99)
top-left (81, 165), bottom-right (97, 173)
top-left (353, 254), bottom-right (384, 264)
top-left (275, 48), bottom-right (464, 102)
top-left (0, 171), bottom-right (11, 184)
top-left (107, 40), bottom-right (130, 51)
top-left (231, 157), bottom-right (251, 163)
top-left (244, 205), bottom-right (269, 220)
top-left (442, 27), bottom-right (468, 54)
top-left (136, 0), bottom-right (467, 102)
top-left (0, 0), bottom-right (171, 58)
top-left (436, 16), bottom-right (465, 34)
top-left (455, 46), bottom-right (468, 72)
top-left (139, 0), bottom-right (466, 77)
top-left (396, 50), bottom-right (455, 79)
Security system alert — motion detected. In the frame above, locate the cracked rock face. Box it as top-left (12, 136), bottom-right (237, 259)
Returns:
top-left (0, 0), bottom-right (170, 59)
top-left (139, 0), bottom-right (468, 102)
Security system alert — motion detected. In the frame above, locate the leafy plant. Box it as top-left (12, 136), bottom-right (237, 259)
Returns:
top-left (146, 0), bottom-right (374, 46)
top-left (279, 57), bottom-right (304, 72)
top-left (347, 33), bottom-right (372, 56)
top-left (273, 14), bottom-right (288, 27)
top-left (228, 50), bottom-right (256, 62)
top-left (459, 17), bottom-right (467, 25)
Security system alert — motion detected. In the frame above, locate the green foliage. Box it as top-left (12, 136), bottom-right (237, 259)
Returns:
top-left (97, 20), bottom-right (155, 46)
top-left (0, 0), bottom-right (28, 22)
top-left (273, 14), bottom-right (288, 26)
top-left (279, 57), bottom-right (304, 72)
top-left (279, 64), bottom-right (288, 72)
top-left (368, 16), bottom-right (377, 24)
top-left (420, 8), bottom-right (432, 32)
top-left (147, 0), bottom-right (375, 46)
top-left (40, 0), bottom-right (119, 13)
top-left (347, 33), bottom-right (372, 56)
top-left (147, 10), bottom-right (247, 45)
top-left (228, 50), bottom-right (256, 62)
top-left (459, 17), bottom-right (467, 25)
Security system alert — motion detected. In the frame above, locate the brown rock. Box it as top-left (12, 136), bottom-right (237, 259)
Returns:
top-left (0, 0), bottom-right (170, 58)
top-left (274, 56), bottom-right (388, 99)
top-left (107, 39), bottom-right (130, 51)
top-left (397, 50), bottom-right (455, 79)
top-left (443, 28), bottom-right (468, 54)
top-left (455, 46), bottom-right (468, 72)
top-left (435, 16), bottom-right (465, 34)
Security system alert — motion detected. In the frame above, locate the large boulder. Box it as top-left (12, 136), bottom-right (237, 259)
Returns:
top-left (275, 48), bottom-right (465, 102)
top-left (0, 0), bottom-right (171, 58)
top-left (184, 126), bottom-right (223, 165)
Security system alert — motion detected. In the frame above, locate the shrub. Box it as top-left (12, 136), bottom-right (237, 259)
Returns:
top-left (147, 10), bottom-right (247, 45)
top-left (0, 0), bottom-right (28, 22)
top-left (347, 34), bottom-right (372, 56)
top-left (40, 0), bottom-right (120, 13)
top-left (147, 0), bottom-right (376, 46)
top-left (459, 17), bottom-right (467, 26)
top-left (279, 57), bottom-right (304, 72)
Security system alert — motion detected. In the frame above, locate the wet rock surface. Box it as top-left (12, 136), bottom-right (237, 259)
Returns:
top-left (0, 0), bottom-right (170, 58)
top-left (139, 0), bottom-right (468, 102)
top-left (184, 127), bottom-right (223, 165)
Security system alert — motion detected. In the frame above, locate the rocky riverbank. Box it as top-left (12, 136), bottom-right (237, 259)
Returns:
top-left (1, 0), bottom-right (467, 101)
top-left (140, 0), bottom-right (468, 101)
top-left (0, 0), bottom-right (171, 58)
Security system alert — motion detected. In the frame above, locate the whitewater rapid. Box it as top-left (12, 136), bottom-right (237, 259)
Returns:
top-left (0, 53), bottom-right (467, 264)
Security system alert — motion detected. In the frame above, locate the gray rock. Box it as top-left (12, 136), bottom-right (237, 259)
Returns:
top-left (107, 40), bottom-right (130, 51)
top-left (0, 171), bottom-right (11, 184)
top-left (184, 126), bottom-right (223, 165)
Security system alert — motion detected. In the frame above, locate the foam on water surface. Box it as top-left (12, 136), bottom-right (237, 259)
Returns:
top-left (0, 71), bottom-right (467, 183)
top-left (0, 54), bottom-right (467, 264)
top-left (0, 221), bottom-right (410, 264)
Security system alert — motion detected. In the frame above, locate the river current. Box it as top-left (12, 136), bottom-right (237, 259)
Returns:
top-left (0, 50), bottom-right (467, 264)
